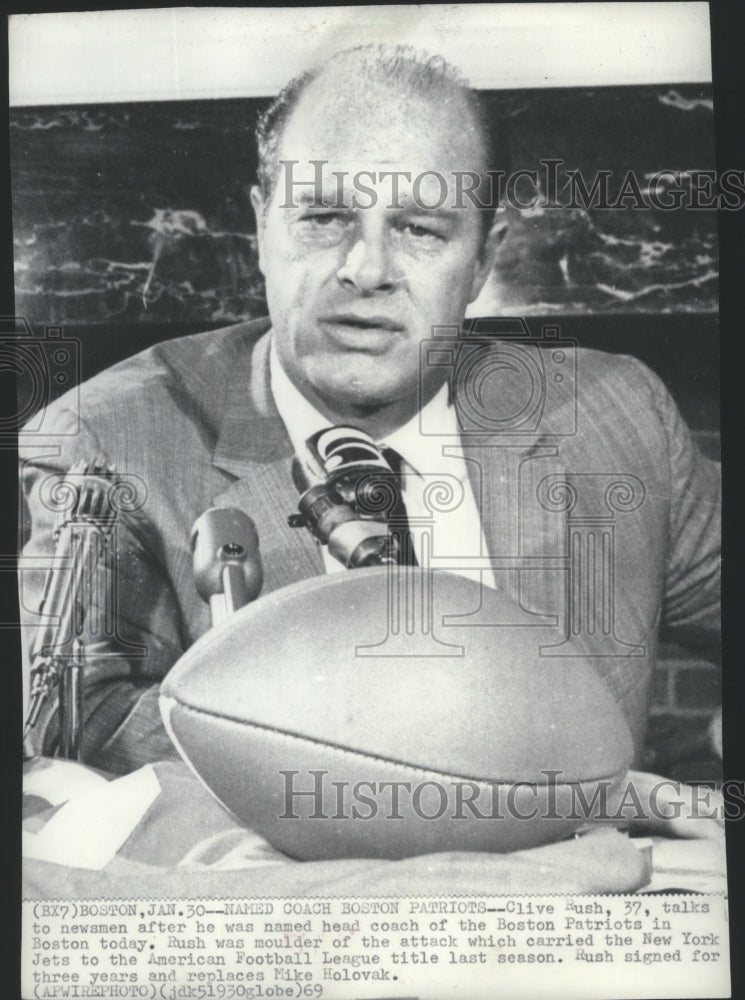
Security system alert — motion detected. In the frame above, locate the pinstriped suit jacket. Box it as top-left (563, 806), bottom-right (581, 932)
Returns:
top-left (19, 318), bottom-right (720, 774)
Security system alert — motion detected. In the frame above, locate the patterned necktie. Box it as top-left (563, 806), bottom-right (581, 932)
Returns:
top-left (380, 446), bottom-right (418, 567)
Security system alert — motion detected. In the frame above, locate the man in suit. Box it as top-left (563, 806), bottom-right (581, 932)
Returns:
top-left (20, 46), bottom-right (720, 831)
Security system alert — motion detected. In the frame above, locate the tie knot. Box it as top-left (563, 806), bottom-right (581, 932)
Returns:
top-left (380, 444), bottom-right (415, 482)
top-left (379, 444), bottom-right (406, 479)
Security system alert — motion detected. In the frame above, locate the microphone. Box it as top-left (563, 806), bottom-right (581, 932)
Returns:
top-left (24, 459), bottom-right (119, 757)
top-left (191, 508), bottom-right (263, 627)
top-left (288, 425), bottom-right (401, 568)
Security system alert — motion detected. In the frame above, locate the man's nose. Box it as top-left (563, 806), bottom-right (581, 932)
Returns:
top-left (336, 229), bottom-right (396, 294)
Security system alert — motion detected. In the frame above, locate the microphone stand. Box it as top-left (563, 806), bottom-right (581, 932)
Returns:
top-left (23, 460), bottom-right (118, 760)
top-left (58, 636), bottom-right (85, 760)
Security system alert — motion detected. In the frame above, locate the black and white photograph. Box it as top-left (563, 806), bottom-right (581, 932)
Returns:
top-left (10, 4), bottom-right (736, 998)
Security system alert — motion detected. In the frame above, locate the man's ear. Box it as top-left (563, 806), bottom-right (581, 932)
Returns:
top-left (250, 185), bottom-right (266, 270)
top-left (469, 217), bottom-right (508, 303)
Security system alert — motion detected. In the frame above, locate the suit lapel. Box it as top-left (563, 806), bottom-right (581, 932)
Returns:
top-left (451, 340), bottom-right (558, 563)
top-left (211, 330), bottom-right (324, 593)
top-left (463, 437), bottom-right (562, 562)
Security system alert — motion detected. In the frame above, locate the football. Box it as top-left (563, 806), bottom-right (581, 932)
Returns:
top-left (160, 568), bottom-right (633, 860)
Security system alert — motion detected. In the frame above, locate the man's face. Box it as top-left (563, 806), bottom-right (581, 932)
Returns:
top-left (251, 73), bottom-right (498, 431)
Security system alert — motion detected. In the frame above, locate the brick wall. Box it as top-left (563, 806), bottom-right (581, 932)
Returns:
top-left (651, 643), bottom-right (721, 719)
top-left (644, 642), bottom-right (721, 780)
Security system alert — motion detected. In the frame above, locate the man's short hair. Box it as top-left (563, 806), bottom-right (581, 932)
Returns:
top-left (254, 44), bottom-right (507, 237)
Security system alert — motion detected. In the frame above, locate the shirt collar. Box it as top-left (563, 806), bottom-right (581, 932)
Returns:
top-left (270, 340), bottom-right (333, 459)
top-left (382, 385), bottom-right (458, 476)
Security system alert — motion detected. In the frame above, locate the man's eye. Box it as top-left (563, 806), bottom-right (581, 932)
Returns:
top-left (293, 211), bottom-right (352, 242)
top-left (401, 222), bottom-right (446, 241)
top-left (300, 211), bottom-right (348, 226)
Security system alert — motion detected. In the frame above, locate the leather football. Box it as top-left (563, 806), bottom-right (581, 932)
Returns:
top-left (160, 568), bottom-right (633, 860)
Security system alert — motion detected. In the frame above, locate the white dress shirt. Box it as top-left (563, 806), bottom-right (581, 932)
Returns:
top-left (270, 340), bottom-right (495, 587)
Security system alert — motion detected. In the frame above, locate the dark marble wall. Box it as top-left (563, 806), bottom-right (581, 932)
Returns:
top-left (11, 85), bottom-right (717, 326)
top-left (486, 87), bottom-right (717, 314)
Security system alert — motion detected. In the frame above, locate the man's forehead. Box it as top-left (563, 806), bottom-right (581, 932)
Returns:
top-left (291, 162), bottom-right (470, 184)
top-left (277, 71), bottom-right (486, 174)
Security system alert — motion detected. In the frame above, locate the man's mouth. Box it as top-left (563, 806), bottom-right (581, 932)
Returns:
top-left (320, 313), bottom-right (405, 332)
top-left (318, 313), bottom-right (406, 353)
